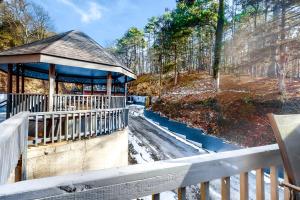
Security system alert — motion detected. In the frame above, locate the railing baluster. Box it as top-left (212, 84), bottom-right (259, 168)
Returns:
top-left (284, 171), bottom-right (291, 200)
top-left (20, 94), bottom-right (23, 112)
top-left (35, 115), bottom-right (38, 146)
top-left (270, 166), bottom-right (278, 200)
top-left (60, 95), bottom-right (62, 111)
top-left (95, 111), bottom-right (98, 136)
top-left (117, 110), bottom-right (119, 130)
top-left (17, 94), bottom-right (20, 114)
top-left (43, 114), bottom-right (47, 145)
top-left (177, 187), bottom-right (186, 200)
top-left (72, 113), bottom-right (75, 140)
top-left (33, 95), bottom-right (36, 112)
top-left (84, 112), bottom-right (87, 137)
top-left (109, 110), bottom-right (111, 133)
top-left (51, 114), bottom-right (54, 143)
top-left (29, 95), bottom-right (32, 112)
top-left (52, 95), bottom-right (55, 111)
top-left (59, 114), bottom-right (62, 142)
top-left (37, 95), bottom-right (40, 112)
top-left (91, 96), bottom-right (94, 109)
top-left (66, 114), bottom-right (69, 140)
top-left (44, 95), bottom-right (46, 112)
top-left (77, 96), bottom-right (80, 110)
top-left (90, 111), bottom-right (93, 136)
top-left (256, 168), bottom-right (265, 200)
top-left (73, 96), bottom-right (75, 110)
top-left (112, 110), bottom-right (114, 132)
top-left (100, 111), bottom-right (102, 134)
top-left (201, 182), bottom-right (209, 200)
top-left (64, 96), bottom-right (67, 111)
top-left (240, 172), bottom-right (249, 200)
top-left (78, 112), bottom-right (81, 140)
top-left (104, 110), bottom-right (107, 133)
top-left (221, 177), bottom-right (230, 200)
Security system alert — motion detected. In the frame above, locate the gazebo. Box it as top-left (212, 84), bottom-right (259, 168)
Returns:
top-left (0, 30), bottom-right (136, 117)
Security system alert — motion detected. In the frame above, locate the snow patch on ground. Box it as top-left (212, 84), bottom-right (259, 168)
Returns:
top-left (128, 129), bottom-right (177, 199)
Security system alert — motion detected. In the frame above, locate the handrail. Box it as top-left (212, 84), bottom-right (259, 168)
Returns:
top-left (0, 112), bottom-right (29, 185)
top-left (0, 144), bottom-right (282, 199)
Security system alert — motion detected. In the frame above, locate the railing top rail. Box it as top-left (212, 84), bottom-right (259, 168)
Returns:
top-left (0, 144), bottom-right (281, 199)
top-left (9, 93), bottom-right (124, 97)
top-left (28, 108), bottom-right (126, 116)
top-left (0, 112), bottom-right (29, 185)
top-left (53, 94), bottom-right (125, 97)
top-left (8, 93), bottom-right (48, 96)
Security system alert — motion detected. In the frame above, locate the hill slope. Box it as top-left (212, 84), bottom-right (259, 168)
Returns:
top-left (129, 71), bottom-right (300, 147)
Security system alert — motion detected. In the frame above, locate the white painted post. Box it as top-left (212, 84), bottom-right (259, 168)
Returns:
top-left (7, 64), bottom-right (13, 119)
top-left (48, 64), bottom-right (56, 111)
top-left (124, 76), bottom-right (127, 107)
top-left (107, 73), bottom-right (112, 108)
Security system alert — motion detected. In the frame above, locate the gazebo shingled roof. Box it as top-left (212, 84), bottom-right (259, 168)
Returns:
top-left (0, 30), bottom-right (136, 84)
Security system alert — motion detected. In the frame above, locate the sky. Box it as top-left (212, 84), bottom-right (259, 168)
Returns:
top-left (33, 0), bottom-right (176, 47)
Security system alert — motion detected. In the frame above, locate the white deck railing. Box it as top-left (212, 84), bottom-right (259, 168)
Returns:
top-left (0, 144), bottom-right (287, 200)
top-left (0, 112), bottom-right (28, 184)
top-left (28, 108), bottom-right (128, 146)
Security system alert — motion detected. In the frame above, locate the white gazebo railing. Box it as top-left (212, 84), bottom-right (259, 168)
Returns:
top-left (7, 93), bottom-right (126, 117)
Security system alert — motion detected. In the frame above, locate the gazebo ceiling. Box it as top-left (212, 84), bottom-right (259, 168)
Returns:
top-left (0, 30), bottom-right (136, 83)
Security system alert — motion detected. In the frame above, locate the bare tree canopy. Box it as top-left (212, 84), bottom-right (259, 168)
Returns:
top-left (0, 0), bottom-right (54, 51)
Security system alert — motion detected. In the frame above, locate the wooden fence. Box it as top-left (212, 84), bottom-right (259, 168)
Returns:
top-left (0, 144), bottom-right (286, 200)
top-left (0, 112), bottom-right (28, 185)
top-left (28, 108), bottom-right (128, 146)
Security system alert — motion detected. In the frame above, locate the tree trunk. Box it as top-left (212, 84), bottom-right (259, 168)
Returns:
top-left (159, 54), bottom-right (163, 98)
top-left (213, 0), bottom-right (225, 92)
top-left (174, 45), bottom-right (178, 86)
top-left (278, 1), bottom-right (287, 95)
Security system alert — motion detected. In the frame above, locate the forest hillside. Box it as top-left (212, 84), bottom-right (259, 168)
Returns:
top-left (129, 71), bottom-right (300, 147)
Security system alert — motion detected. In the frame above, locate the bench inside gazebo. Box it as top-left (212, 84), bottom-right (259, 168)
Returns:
top-left (0, 30), bottom-right (136, 146)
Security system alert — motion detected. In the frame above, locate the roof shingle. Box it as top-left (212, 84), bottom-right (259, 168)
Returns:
top-left (0, 30), bottom-right (126, 69)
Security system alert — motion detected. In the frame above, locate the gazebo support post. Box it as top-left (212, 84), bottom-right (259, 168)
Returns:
top-left (107, 73), bottom-right (112, 108)
top-left (91, 79), bottom-right (94, 95)
top-left (56, 79), bottom-right (59, 94)
top-left (21, 66), bottom-right (25, 93)
top-left (48, 64), bottom-right (56, 111)
top-left (6, 64), bottom-right (13, 119)
top-left (16, 65), bottom-right (20, 93)
top-left (124, 76), bottom-right (127, 107)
